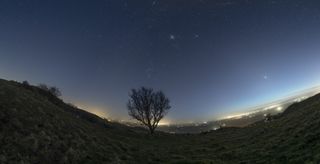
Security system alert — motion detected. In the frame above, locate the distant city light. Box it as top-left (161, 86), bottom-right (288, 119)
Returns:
top-left (158, 121), bottom-right (171, 126)
top-left (276, 106), bottom-right (283, 111)
top-left (212, 127), bottom-right (219, 130)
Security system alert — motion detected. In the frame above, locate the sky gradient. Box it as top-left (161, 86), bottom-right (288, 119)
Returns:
top-left (1, 0), bottom-right (320, 123)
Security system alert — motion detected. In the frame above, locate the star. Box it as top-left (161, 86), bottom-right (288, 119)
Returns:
top-left (263, 75), bottom-right (268, 80)
top-left (152, 0), bottom-right (157, 6)
top-left (169, 34), bottom-right (175, 40)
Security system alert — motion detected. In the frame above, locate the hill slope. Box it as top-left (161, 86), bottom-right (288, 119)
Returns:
top-left (0, 79), bottom-right (320, 164)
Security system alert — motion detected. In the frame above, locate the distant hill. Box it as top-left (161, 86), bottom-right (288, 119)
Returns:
top-left (0, 78), bottom-right (320, 163)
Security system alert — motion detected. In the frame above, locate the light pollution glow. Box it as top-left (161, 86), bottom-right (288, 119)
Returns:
top-left (74, 102), bottom-right (109, 119)
top-left (220, 86), bottom-right (320, 121)
top-left (71, 85), bottom-right (320, 125)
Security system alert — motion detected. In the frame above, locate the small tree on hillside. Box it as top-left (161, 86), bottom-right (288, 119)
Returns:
top-left (127, 87), bottom-right (171, 134)
top-left (22, 81), bottom-right (30, 86)
top-left (38, 84), bottom-right (61, 97)
top-left (49, 86), bottom-right (61, 97)
top-left (38, 84), bottom-right (49, 91)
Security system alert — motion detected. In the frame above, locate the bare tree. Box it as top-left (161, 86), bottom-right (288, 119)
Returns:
top-left (38, 84), bottom-right (49, 91)
top-left (127, 87), bottom-right (171, 134)
top-left (22, 81), bottom-right (30, 86)
top-left (49, 86), bottom-right (61, 97)
top-left (38, 84), bottom-right (61, 97)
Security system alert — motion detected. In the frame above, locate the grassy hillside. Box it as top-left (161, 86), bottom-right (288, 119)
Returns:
top-left (0, 79), bottom-right (320, 164)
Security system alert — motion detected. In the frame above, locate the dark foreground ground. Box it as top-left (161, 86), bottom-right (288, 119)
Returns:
top-left (0, 79), bottom-right (320, 164)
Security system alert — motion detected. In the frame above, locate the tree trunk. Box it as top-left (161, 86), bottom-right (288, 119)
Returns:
top-left (149, 127), bottom-right (154, 134)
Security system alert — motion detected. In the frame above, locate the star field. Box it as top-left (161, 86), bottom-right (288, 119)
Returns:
top-left (1, 0), bottom-right (320, 123)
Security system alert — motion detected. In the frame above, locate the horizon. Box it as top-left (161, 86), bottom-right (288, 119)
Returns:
top-left (47, 84), bottom-right (320, 124)
top-left (71, 83), bottom-right (320, 124)
top-left (2, 76), bottom-right (320, 125)
top-left (2, 0), bottom-right (320, 123)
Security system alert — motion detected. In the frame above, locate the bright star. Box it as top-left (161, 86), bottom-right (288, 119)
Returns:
top-left (169, 34), bottom-right (175, 40)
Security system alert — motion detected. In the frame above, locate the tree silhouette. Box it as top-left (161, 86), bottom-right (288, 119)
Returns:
top-left (38, 84), bottom-right (61, 97)
top-left (49, 86), bottom-right (61, 97)
top-left (22, 81), bottom-right (29, 86)
top-left (38, 84), bottom-right (49, 91)
top-left (127, 87), bottom-right (171, 134)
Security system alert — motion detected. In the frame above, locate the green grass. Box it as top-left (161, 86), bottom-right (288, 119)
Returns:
top-left (0, 78), bottom-right (320, 163)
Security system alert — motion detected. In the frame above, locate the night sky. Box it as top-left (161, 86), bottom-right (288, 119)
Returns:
top-left (2, 0), bottom-right (320, 123)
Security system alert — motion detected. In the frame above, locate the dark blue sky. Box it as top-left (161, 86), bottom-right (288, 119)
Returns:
top-left (1, 0), bottom-right (320, 123)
